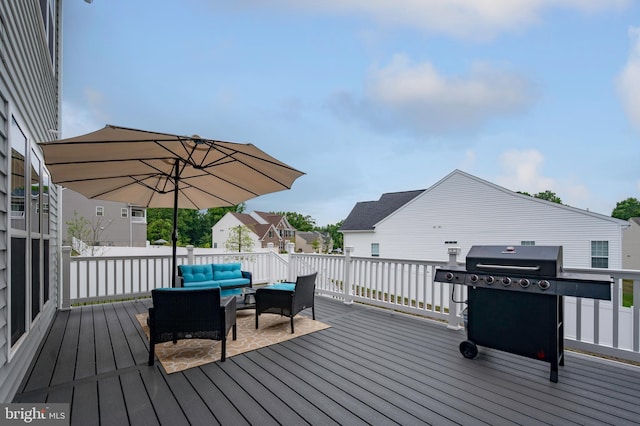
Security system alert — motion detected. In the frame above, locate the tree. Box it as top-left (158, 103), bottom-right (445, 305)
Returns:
top-left (65, 210), bottom-right (109, 256)
top-left (274, 211), bottom-right (316, 231)
top-left (225, 225), bottom-right (254, 252)
top-left (317, 220), bottom-right (344, 250)
top-left (147, 218), bottom-right (173, 243)
top-left (518, 190), bottom-right (562, 204)
top-left (146, 204), bottom-right (245, 248)
top-left (611, 197), bottom-right (640, 220)
top-left (534, 190), bottom-right (562, 204)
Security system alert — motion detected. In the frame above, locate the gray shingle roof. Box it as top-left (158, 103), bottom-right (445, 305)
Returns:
top-left (340, 190), bottom-right (425, 231)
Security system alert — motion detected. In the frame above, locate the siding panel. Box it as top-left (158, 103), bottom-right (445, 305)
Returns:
top-left (0, 0), bottom-right (62, 402)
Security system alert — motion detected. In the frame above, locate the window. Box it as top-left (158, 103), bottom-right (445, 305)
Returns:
top-left (371, 243), bottom-right (380, 257)
top-left (131, 208), bottom-right (146, 222)
top-left (10, 117), bottom-right (28, 345)
top-left (521, 241), bottom-right (535, 246)
top-left (121, 208), bottom-right (128, 218)
top-left (96, 206), bottom-right (104, 216)
top-left (38, 0), bottom-right (56, 67)
top-left (9, 115), bottom-right (51, 348)
top-left (591, 241), bottom-right (609, 268)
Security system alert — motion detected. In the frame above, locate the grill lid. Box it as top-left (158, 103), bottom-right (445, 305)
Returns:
top-left (465, 245), bottom-right (562, 277)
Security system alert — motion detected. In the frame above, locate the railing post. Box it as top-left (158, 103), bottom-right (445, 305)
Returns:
top-left (634, 279), bottom-right (640, 353)
top-left (267, 243), bottom-right (275, 284)
top-left (446, 246), bottom-right (463, 330)
top-left (61, 246), bottom-right (72, 310)
top-left (288, 253), bottom-right (297, 283)
top-left (344, 246), bottom-right (354, 304)
top-left (286, 242), bottom-right (296, 281)
top-left (186, 245), bottom-right (194, 265)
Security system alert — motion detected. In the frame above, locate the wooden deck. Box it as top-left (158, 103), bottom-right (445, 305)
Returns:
top-left (13, 297), bottom-right (640, 425)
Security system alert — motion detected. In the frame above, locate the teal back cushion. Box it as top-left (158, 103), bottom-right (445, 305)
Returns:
top-left (213, 263), bottom-right (242, 281)
top-left (179, 264), bottom-right (213, 282)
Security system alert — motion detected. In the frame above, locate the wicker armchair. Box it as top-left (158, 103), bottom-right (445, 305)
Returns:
top-left (147, 287), bottom-right (236, 365)
top-left (255, 272), bottom-right (317, 333)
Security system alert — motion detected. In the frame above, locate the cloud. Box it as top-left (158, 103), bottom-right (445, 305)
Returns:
top-left (494, 148), bottom-right (595, 209)
top-left (328, 54), bottom-right (537, 136)
top-left (234, 0), bottom-right (629, 39)
top-left (61, 88), bottom-right (108, 138)
top-left (617, 26), bottom-right (640, 133)
top-left (495, 149), bottom-right (556, 193)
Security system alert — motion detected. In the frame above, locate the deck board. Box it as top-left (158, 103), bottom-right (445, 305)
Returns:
top-left (13, 297), bottom-right (640, 426)
top-left (75, 306), bottom-right (97, 380)
top-left (93, 305), bottom-right (117, 375)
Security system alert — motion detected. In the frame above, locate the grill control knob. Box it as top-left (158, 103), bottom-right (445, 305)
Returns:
top-left (502, 277), bottom-right (512, 286)
top-left (485, 276), bottom-right (495, 284)
top-left (470, 274), bottom-right (479, 283)
top-left (445, 272), bottom-right (454, 281)
top-left (538, 280), bottom-right (550, 290)
top-left (519, 278), bottom-right (531, 288)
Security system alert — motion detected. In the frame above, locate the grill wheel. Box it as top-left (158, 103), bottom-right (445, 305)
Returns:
top-left (460, 340), bottom-right (478, 359)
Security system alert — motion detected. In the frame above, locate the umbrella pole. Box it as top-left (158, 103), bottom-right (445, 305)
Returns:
top-left (172, 159), bottom-right (179, 287)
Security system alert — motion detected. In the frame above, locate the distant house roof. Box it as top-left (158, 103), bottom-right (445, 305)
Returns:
top-left (630, 217), bottom-right (640, 225)
top-left (252, 211), bottom-right (283, 226)
top-left (297, 231), bottom-right (326, 244)
top-left (229, 211), bottom-right (286, 240)
top-left (340, 190), bottom-right (425, 231)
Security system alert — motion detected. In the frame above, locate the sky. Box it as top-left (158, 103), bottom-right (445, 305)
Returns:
top-left (61, 0), bottom-right (640, 227)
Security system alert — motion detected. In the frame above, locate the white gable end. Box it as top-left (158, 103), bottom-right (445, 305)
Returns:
top-left (345, 170), bottom-right (625, 268)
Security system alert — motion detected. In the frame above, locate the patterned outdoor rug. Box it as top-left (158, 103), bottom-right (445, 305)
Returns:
top-left (136, 310), bottom-right (330, 374)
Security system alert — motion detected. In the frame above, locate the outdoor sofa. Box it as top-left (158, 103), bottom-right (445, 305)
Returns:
top-left (177, 262), bottom-right (252, 296)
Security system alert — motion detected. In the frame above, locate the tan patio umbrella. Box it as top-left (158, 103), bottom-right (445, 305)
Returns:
top-left (39, 124), bottom-right (304, 286)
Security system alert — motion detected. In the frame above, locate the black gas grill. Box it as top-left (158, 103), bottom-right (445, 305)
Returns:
top-left (435, 245), bottom-right (612, 382)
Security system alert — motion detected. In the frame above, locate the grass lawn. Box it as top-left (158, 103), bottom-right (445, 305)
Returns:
top-left (623, 279), bottom-right (633, 307)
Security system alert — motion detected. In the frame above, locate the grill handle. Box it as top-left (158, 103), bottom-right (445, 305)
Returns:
top-left (475, 263), bottom-right (541, 272)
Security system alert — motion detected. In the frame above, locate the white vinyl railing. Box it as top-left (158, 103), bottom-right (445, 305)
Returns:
top-left (61, 245), bottom-right (640, 363)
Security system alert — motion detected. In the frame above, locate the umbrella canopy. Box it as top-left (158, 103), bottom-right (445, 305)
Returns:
top-left (39, 124), bottom-right (304, 286)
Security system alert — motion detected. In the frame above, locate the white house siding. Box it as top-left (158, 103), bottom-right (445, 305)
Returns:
top-left (211, 213), bottom-right (261, 251)
top-left (344, 171), bottom-right (626, 269)
top-left (0, 0), bottom-right (62, 402)
top-left (622, 219), bottom-right (640, 270)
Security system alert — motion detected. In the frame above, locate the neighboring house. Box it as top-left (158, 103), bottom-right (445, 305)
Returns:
top-left (212, 211), bottom-right (296, 252)
top-left (295, 231), bottom-right (332, 253)
top-left (340, 169), bottom-right (629, 269)
top-left (1, 1), bottom-right (63, 401)
top-left (622, 218), bottom-right (640, 270)
top-left (60, 189), bottom-right (147, 248)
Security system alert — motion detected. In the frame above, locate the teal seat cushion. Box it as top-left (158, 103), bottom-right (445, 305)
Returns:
top-left (221, 288), bottom-right (243, 297)
top-left (215, 278), bottom-right (250, 288)
top-left (180, 264), bottom-right (214, 283)
top-left (183, 280), bottom-right (220, 289)
top-left (263, 282), bottom-right (295, 291)
top-left (213, 263), bottom-right (243, 281)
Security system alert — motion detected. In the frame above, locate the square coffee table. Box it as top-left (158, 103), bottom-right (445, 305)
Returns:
top-left (236, 287), bottom-right (256, 310)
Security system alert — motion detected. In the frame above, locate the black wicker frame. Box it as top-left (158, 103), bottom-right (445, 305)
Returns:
top-left (255, 272), bottom-right (317, 333)
top-left (147, 287), bottom-right (237, 365)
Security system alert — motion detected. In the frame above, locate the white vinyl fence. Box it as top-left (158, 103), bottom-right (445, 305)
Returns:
top-left (61, 245), bottom-right (640, 363)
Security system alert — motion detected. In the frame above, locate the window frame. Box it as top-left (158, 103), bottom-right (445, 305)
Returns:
top-left (591, 241), bottom-right (609, 269)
